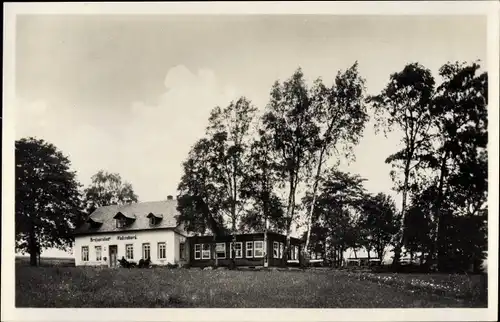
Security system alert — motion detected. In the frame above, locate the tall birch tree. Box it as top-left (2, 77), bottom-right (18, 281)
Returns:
top-left (367, 63), bottom-right (435, 267)
top-left (304, 62), bottom-right (369, 256)
top-left (261, 68), bottom-right (320, 263)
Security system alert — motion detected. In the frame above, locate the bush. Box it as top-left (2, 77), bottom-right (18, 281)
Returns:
top-left (166, 263), bottom-right (179, 269)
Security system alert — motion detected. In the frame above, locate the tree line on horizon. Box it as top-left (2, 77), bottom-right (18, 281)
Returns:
top-left (15, 60), bottom-right (487, 272)
top-left (175, 60), bottom-right (487, 273)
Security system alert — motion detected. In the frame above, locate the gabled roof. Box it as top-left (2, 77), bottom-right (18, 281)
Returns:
top-left (113, 211), bottom-right (136, 220)
top-left (146, 212), bottom-right (163, 219)
top-left (74, 200), bottom-right (180, 235)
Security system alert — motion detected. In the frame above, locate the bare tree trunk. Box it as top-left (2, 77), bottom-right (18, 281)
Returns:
top-left (263, 216), bottom-right (269, 267)
top-left (230, 234), bottom-right (236, 269)
top-left (284, 172), bottom-right (297, 266)
top-left (230, 173), bottom-right (238, 269)
top-left (435, 150), bottom-right (449, 271)
top-left (230, 213), bottom-right (236, 269)
top-left (29, 223), bottom-right (38, 267)
top-left (377, 247), bottom-right (384, 262)
top-left (305, 148), bottom-right (326, 255)
top-left (213, 235), bottom-right (218, 267)
top-left (393, 158), bottom-right (411, 268)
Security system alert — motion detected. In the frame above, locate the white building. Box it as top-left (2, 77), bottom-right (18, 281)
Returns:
top-left (73, 196), bottom-right (189, 267)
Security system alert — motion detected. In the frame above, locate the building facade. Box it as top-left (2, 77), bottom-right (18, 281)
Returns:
top-left (188, 232), bottom-right (303, 268)
top-left (73, 197), bottom-right (189, 267)
top-left (74, 197), bottom-right (305, 268)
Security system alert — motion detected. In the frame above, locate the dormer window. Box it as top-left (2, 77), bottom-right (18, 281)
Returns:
top-left (116, 218), bottom-right (127, 228)
top-left (113, 212), bottom-right (136, 228)
top-left (147, 213), bottom-right (163, 226)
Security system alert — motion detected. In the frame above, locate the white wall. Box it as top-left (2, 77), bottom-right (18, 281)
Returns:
top-left (74, 229), bottom-right (185, 266)
top-left (174, 232), bottom-right (189, 263)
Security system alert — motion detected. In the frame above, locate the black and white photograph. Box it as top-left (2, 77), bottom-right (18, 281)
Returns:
top-left (2, 2), bottom-right (498, 321)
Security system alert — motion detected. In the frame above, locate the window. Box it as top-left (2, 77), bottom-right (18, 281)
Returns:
top-left (158, 242), bottom-right (166, 259)
top-left (290, 245), bottom-right (297, 260)
top-left (273, 241), bottom-right (279, 258)
top-left (194, 244), bottom-right (201, 260)
top-left (81, 246), bottom-right (89, 261)
top-left (126, 244), bottom-right (134, 260)
top-left (230, 242), bottom-right (243, 258)
top-left (95, 246), bottom-right (102, 261)
top-left (245, 241), bottom-right (253, 258)
top-left (180, 242), bottom-right (186, 260)
top-left (216, 243), bottom-right (226, 259)
top-left (294, 246), bottom-right (299, 260)
top-left (254, 241), bottom-right (264, 258)
top-left (149, 217), bottom-right (156, 225)
top-left (202, 244), bottom-right (211, 259)
top-left (116, 218), bottom-right (127, 228)
top-left (279, 242), bottom-right (284, 259)
top-left (142, 243), bottom-right (151, 259)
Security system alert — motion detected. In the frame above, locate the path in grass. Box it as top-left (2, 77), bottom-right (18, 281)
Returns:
top-left (16, 266), bottom-right (477, 308)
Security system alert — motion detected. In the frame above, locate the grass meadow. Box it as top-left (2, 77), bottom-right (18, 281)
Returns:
top-left (15, 259), bottom-right (487, 308)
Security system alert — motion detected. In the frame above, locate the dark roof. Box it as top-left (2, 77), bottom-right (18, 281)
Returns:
top-left (74, 200), bottom-right (180, 235)
top-left (113, 211), bottom-right (136, 220)
top-left (147, 212), bottom-right (163, 219)
top-left (86, 217), bottom-right (103, 224)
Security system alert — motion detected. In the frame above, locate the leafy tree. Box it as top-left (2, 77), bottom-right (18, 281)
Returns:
top-left (177, 97), bottom-right (257, 266)
top-left (240, 129), bottom-right (286, 265)
top-left (426, 61), bottom-right (488, 270)
top-left (176, 138), bottom-right (230, 266)
top-left (262, 68), bottom-right (320, 262)
top-left (177, 138), bottom-right (228, 237)
top-left (15, 137), bottom-right (83, 266)
top-left (367, 63), bottom-right (435, 266)
top-left (441, 210), bottom-right (487, 273)
top-left (304, 62), bottom-right (369, 256)
top-left (359, 192), bottom-right (400, 262)
top-left (305, 169), bottom-right (366, 267)
top-left (204, 97), bottom-right (257, 235)
top-left (83, 170), bottom-right (138, 215)
top-left (402, 185), bottom-right (435, 263)
top-left (301, 224), bottom-right (327, 260)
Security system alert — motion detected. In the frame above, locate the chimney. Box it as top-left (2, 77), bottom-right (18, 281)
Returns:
top-left (167, 195), bottom-right (174, 200)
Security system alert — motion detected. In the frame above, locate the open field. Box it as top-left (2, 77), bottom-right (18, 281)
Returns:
top-left (16, 265), bottom-right (487, 308)
top-left (16, 256), bottom-right (75, 267)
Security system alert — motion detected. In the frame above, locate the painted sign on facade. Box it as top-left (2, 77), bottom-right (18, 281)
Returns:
top-left (90, 237), bottom-right (111, 242)
top-left (89, 236), bottom-right (138, 242)
top-left (117, 235), bottom-right (137, 241)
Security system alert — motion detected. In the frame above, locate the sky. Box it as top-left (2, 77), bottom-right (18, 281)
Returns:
top-left (14, 15), bottom-right (487, 257)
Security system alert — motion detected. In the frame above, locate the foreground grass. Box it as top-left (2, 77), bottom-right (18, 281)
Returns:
top-left (337, 270), bottom-right (487, 306)
top-left (16, 266), bottom-right (486, 308)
